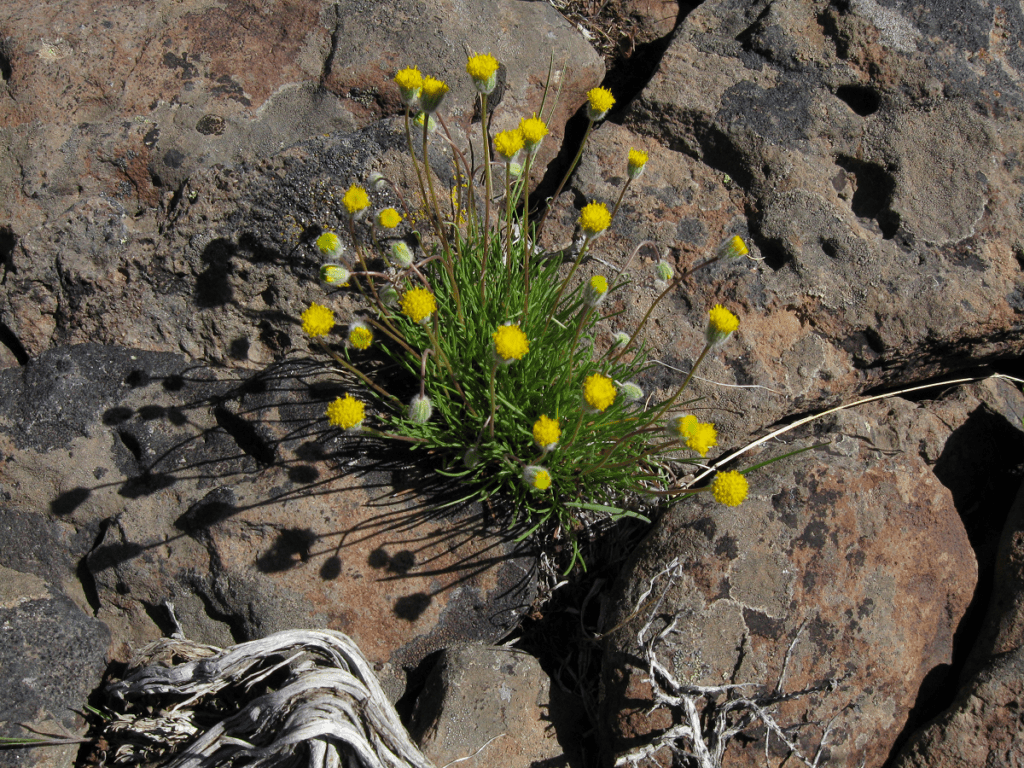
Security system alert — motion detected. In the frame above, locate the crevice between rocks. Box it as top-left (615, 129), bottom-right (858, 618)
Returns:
top-left (533, 0), bottom-right (705, 213)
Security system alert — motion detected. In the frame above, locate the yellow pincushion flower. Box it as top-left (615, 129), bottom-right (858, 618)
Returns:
top-left (493, 129), bottom-right (525, 161)
top-left (348, 321), bottom-right (373, 350)
top-left (342, 185), bottom-right (370, 217)
top-left (586, 274), bottom-right (609, 306)
top-left (420, 76), bottom-right (449, 113)
top-left (706, 304), bottom-right (740, 346)
top-left (377, 208), bottom-right (402, 228)
top-left (713, 470), bottom-right (748, 506)
top-left (401, 287), bottom-right (437, 324)
top-left (519, 115), bottom-right (548, 152)
top-left (523, 465), bottom-right (552, 492)
top-left (326, 394), bottom-right (365, 431)
top-left (579, 201), bottom-right (611, 237)
top-left (586, 86), bottom-right (615, 120)
top-left (394, 67), bottom-right (423, 107)
top-left (532, 415), bottom-right (561, 451)
top-left (492, 323), bottom-right (529, 362)
top-left (670, 414), bottom-right (699, 439)
top-left (583, 373), bottom-right (616, 412)
top-left (466, 53), bottom-right (499, 93)
top-left (301, 302), bottom-right (335, 338)
top-left (717, 235), bottom-right (750, 260)
top-left (627, 148), bottom-right (648, 180)
top-left (686, 422), bottom-right (718, 457)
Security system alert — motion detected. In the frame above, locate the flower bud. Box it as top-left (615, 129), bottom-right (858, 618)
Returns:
top-left (317, 231), bottom-right (344, 260)
top-left (319, 263), bottom-right (350, 287)
top-left (619, 381), bottom-right (643, 403)
top-left (655, 259), bottom-right (674, 282)
top-left (407, 394), bottom-right (433, 424)
top-left (389, 241), bottom-right (415, 269)
top-left (612, 331), bottom-right (631, 348)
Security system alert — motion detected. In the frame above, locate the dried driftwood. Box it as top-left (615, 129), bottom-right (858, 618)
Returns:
top-left (103, 626), bottom-right (435, 768)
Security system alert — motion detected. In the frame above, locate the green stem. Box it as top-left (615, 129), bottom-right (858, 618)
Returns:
top-left (315, 338), bottom-right (402, 406)
top-left (421, 115), bottom-right (463, 321)
top-left (488, 361), bottom-right (498, 438)
top-left (535, 118), bottom-right (595, 236)
top-left (652, 343), bottom-right (712, 422)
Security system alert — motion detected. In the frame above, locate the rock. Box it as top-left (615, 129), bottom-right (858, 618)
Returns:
top-left (600, 395), bottom-right (980, 767)
top-left (411, 644), bottom-right (584, 768)
top-left (533, 0), bottom-right (1024, 444)
top-left (0, 0), bottom-right (601, 227)
top-left (0, 567), bottom-right (110, 768)
top-left (0, 344), bottom-right (537, 701)
top-left (888, 644), bottom-right (1024, 768)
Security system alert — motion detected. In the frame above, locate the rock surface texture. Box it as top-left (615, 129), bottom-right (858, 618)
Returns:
top-left (0, 0), bottom-right (1023, 766)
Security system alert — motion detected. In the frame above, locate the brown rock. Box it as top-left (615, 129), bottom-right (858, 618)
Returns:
top-left (600, 396), bottom-right (979, 767)
top-left (889, 644), bottom-right (1024, 768)
top-left (0, 345), bottom-right (536, 701)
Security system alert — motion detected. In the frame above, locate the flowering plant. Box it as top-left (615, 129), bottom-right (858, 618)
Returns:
top-left (297, 58), bottom-right (762, 570)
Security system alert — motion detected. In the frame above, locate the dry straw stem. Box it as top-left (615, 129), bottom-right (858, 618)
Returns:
top-left (689, 372), bottom-right (1024, 489)
top-left (613, 559), bottom-right (846, 768)
top-left (104, 628), bottom-right (435, 768)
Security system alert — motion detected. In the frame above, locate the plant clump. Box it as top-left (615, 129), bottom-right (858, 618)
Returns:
top-left (295, 56), bottom-right (763, 570)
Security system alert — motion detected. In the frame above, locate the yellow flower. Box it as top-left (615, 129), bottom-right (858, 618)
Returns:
top-left (348, 321), bottom-right (373, 350)
top-left (493, 323), bottom-right (529, 362)
top-left (466, 53), bottom-right (499, 94)
top-left (706, 304), bottom-right (739, 346)
top-left (532, 415), bottom-right (561, 451)
top-left (342, 185), bottom-right (370, 217)
top-left (326, 394), bottom-right (365, 431)
top-left (579, 201), bottom-right (611, 237)
top-left (378, 208), bottom-right (402, 228)
top-left (319, 263), bottom-right (350, 287)
top-left (669, 414), bottom-right (699, 439)
top-left (420, 76), bottom-right (449, 113)
top-left (717, 235), bottom-right (750, 260)
top-left (713, 470), bottom-right (748, 506)
top-left (316, 231), bottom-right (343, 258)
top-left (627, 148), bottom-right (648, 179)
top-left (583, 373), bottom-right (616, 412)
top-left (586, 86), bottom-right (615, 120)
top-left (686, 422), bottom-right (718, 457)
top-left (302, 302), bottom-right (335, 337)
top-left (394, 67), bottom-right (423, 107)
top-left (586, 274), bottom-right (608, 306)
top-left (523, 465), bottom-right (552, 492)
top-left (400, 286), bottom-right (437, 324)
top-left (519, 115), bottom-right (548, 151)
top-left (493, 129), bottom-right (525, 161)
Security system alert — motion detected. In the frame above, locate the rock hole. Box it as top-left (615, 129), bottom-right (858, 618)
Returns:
top-left (834, 84), bottom-right (881, 116)
top-left (0, 41), bottom-right (10, 82)
top-left (117, 430), bottom-right (143, 461)
top-left (834, 156), bottom-right (898, 239)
